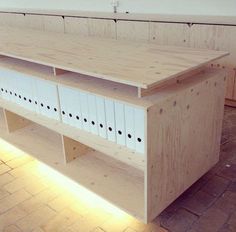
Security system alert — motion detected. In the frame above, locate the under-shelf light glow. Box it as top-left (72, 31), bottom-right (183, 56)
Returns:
top-left (0, 138), bottom-right (130, 221)
top-left (37, 162), bottom-right (128, 219)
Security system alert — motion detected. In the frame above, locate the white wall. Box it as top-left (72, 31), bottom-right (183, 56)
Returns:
top-left (0, 0), bottom-right (235, 16)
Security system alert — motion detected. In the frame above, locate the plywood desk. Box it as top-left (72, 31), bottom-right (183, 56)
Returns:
top-left (0, 26), bottom-right (229, 222)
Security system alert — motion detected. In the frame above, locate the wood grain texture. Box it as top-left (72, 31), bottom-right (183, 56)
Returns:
top-left (209, 64), bottom-right (235, 100)
top-left (189, 24), bottom-right (236, 101)
top-left (225, 68), bottom-right (235, 100)
top-left (234, 80), bottom-right (236, 101)
top-left (61, 135), bottom-right (92, 163)
top-left (225, 99), bottom-right (236, 107)
top-left (43, 15), bottom-right (65, 33)
top-left (117, 20), bottom-right (149, 41)
top-left (150, 22), bottom-right (190, 47)
top-left (3, 109), bottom-right (31, 133)
top-left (146, 69), bottom-right (226, 221)
top-left (24, 14), bottom-right (44, 30)
top-left (190, 25), bottom-right (236, 68)
top-left (64, 17), bottom-right (89, 36)
top-left (0, 12), bottom-right (25, 28)
top-left (0, 26), bottom-right (228, 89)
top-left (87, 18), bottom-right (116, 39)
top-left (190, 24), bottom-right (219, 50)
top-left (0, 110), bottom-right (144, 220)
top-left (138, 67), bottom-right (204, 97)
top-left (228, 26), bottom-right (236, 69)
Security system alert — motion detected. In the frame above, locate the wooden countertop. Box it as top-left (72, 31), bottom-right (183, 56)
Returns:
top-left (0, 26), bottom-right (228, 89)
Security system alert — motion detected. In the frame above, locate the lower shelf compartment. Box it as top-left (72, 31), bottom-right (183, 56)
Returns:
top-left (0, 108), bottom-right (145, 220)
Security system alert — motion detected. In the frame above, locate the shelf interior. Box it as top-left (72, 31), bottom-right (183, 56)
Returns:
top-left (0, 55), bottom-right (151, 107)
top-left (0, 98), bottom-right (145, 170)
top-left (0, 107), bottom-right (145, 220)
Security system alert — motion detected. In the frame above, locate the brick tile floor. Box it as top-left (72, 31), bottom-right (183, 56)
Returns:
top-left (0, 106), bottom-right (235, 232)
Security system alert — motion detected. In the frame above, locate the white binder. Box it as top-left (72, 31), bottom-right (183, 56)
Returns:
top-left (15, 74), bottom-right (25, 108)
top-left (6, 71), bottom-right (15, 103)
top-left (71, 88), bottom-right (82, 130)
top-left (0, 70), bottom-right (10, 101)
top-left (26, 76), bottom-right (37, 112)
top-left (105, 99), bottom-right (116, 142)
top-left (134, 108), bottom-right (145, 153)
top-left (58, 85), bottom-right (82, 129)
top-left (125, 105), bottom-right (135, 150)
top-left (31, 78), bottom-right (40, 114)
top-left (17, 74), bottom-right (27, 108)
top-left (36, 79), bottom-right (60, 121)
top-left (114, 101), bottom-right (126, 146)
top-left (20, 75), bottom-right (35, 111)
top-left (96, 96), bottom-right (107, 139)
top-left (58, 85), bottom-right (70, 125)
top-left (88, 93), bottom-right (98, 135)
top-left (80, 91), bottom-right (90, 132)
top-left (12, 72), bottom-right (22, 105)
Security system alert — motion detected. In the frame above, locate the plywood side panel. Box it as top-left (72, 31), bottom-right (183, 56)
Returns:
top-left (189, 24), bottom-right (236, 102)
top-left (146, 70), bottom-right (226, 221)
top-left (233, 79), bottom-right (236, 101)
top-left (149, 22), bottom-right (190, 47)
top-left (43, 15), bottom-right (64, 33)
top-left (228, 26), bottom-right (236, 69)
top-left (0, 12), bottom-right (26, 27)
top-left (88, 18), bottom-right (116, 39)
top-left (190, 24), bottom-right (219, 50)
top-left (208, 64), bottom-right (235, 100)
top-left (212, 26), bottom-right (235, 70)
top-left (117, 20), bottom-right (149, 42)
top-left (64, 17), bottom-right (89, 36)
top-left (190, 25), bottom-right (235, 68)
top-left (225, 68), bottom-right (235, 100)
top-left (24, 14), bottom-right (44, 30)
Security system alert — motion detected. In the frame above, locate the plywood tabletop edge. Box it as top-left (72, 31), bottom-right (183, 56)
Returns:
top-left (0, 52), bottom-right (148, 89)
top-left (0, 26), bottom-right (230, 90)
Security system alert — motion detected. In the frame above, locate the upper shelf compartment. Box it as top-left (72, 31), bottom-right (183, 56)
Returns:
top-left (0, 26), bottom-right (229, 90)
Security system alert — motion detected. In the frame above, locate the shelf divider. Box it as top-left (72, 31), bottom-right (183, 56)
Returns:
top-left (61, 135), bottom-right (93, 163)
top-left (3, 109), bottom-right (31, 133)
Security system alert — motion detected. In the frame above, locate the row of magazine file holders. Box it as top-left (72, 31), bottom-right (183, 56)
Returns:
top-left (0, 69), bottom-right (145, 154)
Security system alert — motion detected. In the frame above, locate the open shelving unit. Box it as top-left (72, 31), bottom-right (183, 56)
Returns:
top-left (0, 25), bottom-right (229, 222)
top-left (0, 108), bottom-right (145, 219)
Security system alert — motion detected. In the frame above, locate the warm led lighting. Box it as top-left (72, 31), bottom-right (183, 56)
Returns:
top-left (38, 162), bottom-right (128, 218)
top-left (0, 139), bottom-right (29, 158)
top-left (0, 138), bottom-right (133, 222)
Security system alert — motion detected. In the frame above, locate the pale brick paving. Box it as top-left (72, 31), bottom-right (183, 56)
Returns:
top-left (0, 106), bottom-right (235, 232)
